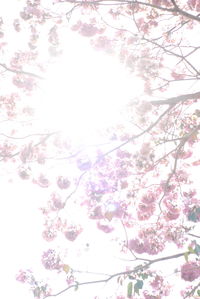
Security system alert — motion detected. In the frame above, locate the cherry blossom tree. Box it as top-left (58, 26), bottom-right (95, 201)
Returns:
top-left (0, 0), bottom-right (200, 298)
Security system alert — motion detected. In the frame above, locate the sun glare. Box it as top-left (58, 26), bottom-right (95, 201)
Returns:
top-left (37, 37), bottom-right (143, 144)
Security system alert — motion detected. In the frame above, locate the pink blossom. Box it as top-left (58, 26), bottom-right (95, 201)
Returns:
top-left (145, 240), bottom-right (165, 255)
top-left (93, 35), bottom-right (113, 53)
top-left (13, 19), bottom-right (21, 32)
top-left (188, 0), bottom-right (200, 11)
top-left (37, 174), bottom-right (50, 188)
top-left (66, 275), bottom-right (75, 285)
top-left (49, 26), bottom-right (59, 46)
top-left (18, 167), bottom-right (31, 180)
top-left (105, 202), bottom-right (124, 218)
top-left (64, 227), bottom-right (82, 241)
top-left (41, 249), bottom-right (61, 270)
top-left (13, 75), bottom-right (35, 91)
top-left (87, 180), bottom-right (115, 198)
top-left (57, 176), bottom-right (70, 189)
top-left (138, 202), bottom-right (155, 213)
top-left (116, 149), bottom-right (131, 159)
top-left (77, 157), bottom-right (92, 171)
top-left (79, 23), bottom-right (99, 37)
top-left (16, 270), bottom-right (29, 283)
top-left (42, 229), bottom-right (57, 242)
top-left (71, 20), bottom-right (82, 31)
top-left (89, 206), bottom-right (103, 219)
top-left (150, 275), bottom-right (163, 289)
top-left (152, 0), bottom-right (171, 6)
top-left (97, 221), bottom-right (114, 233)
top-left (137, 213), bottom-right (150, 221)
top-left (193, 159), bottom-right (200, 166)
top-left (140, 142), bottom-right (151, 156)
top-left (128, 238), bottom-right (145, 254)
top-left (141, 192), bottom-right (156, 204)
top-left (179, 150), bottom-right (192, 159)
top-left (20, 144), bottom-right (33, 163)
top-left (181, 262), bottom-right (200, 281)
top-left (49, 193), bottom-right (63, 210)
top-left (16, 269), bottom-right (34, 284)
top-left (37, 153), bottom-right (45, 164)
top-left (171, 71), bottom-right (185, 80)
top-left (164, 209), bottom-right (180, 221)
top-left (176, 170), bottom-right (189, 183)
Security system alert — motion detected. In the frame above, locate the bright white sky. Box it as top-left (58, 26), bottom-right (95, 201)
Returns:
top-left (0, 2), bottom-right (143, 298)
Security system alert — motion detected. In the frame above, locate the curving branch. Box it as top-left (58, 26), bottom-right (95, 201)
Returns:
top-left (158, 124), bottom-right (200, 211)
top-left (44, 250), bottom-right (191, 298)
top-left (0, 63), bottom-right (44, 80)
top-left (97, 104), bottom-right (174, 159)
top-left (151, 91), bottom-right (200, 106)
top-left (171, 0), bottom-right (200, 22)
top-left (60, 0), bottom-right (200, 22)
top-left (0, 131), bottom-right (57, 161)
top-left (184, 281), bottom-right (200, 298)
top-left (188, 233), bottom-right (200, 239)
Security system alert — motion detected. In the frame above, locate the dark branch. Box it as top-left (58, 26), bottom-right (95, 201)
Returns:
top-left (44, 251), bottom-right (190, 298)
top-left (60, 0), bottom-right (200, 22)
top-left (151, 91), bottom-right (200, 105)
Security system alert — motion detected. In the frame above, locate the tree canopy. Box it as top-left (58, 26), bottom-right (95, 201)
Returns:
top-left (1, 0), bottom-right (200, 298)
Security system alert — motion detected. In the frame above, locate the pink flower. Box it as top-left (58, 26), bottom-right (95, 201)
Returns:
top-left (116, 149), bottom-right (131, 159)
top-left (42, 229), bottom-right (57, 242)
top-left (18, 167), bottom-right (31, 180)
top-left (181, 262), bottom-right (200, 281)
top-left (193, 159), bottom-right (200, 166)
top-left (97, 221), bottom-right (114, 233)
top-left (37, 174), bottom-right (50, 188)
top-left (16, 270), bottom-right (29, 283)
top-left (105, 202), bottom-right (124, 218)
top-left (138, 202), bottom-right (155, 213)
top-left (141, 192), bottom-right (156, 204)
top-left (93, 36), bottom-right (113, 53)
top-left (145, 240), bottom-right (164, 255)
top-left (164, 209), bottom-right (180, 220)
top-left (50, 193), bottom-right (64, 210)
top-left (16, 269), bottom-right (34, 284)
top-left (66, 275), bottom-right (75, 285)
top-left (128, 238), bottom-right (145, 254)
top-left (57, 176), bottom-right (70, 189)
top-left (89, 206), bottom-right (103, 219)
top-left (176, 170), bottom-right (189, 183)
top-left (41, 249), bottom-right (61, 270)
top-left (20, 144), bottom-right (33, 163)
top-left (13, 19), bottom-right (21, 32)
top-left (137, 202), bottom-right (155, 220)
top-left (188, 0), bottom-right (200, 11)
top-left (71, 20), bottom-right (82, 31)
top-left (150, 275), bottom-right (163, 289)
top-left (140, 142), bottom-right (151, 156)
top-left (64, 227), bottom-right (82, 241)
top-left (79, 23), bottom-right (99, 37)
top-left (179, 150), bottom-right (192, 159)
top-left (77, 157), bottom-right (92, 171)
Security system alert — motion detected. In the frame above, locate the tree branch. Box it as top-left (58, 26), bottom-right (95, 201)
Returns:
top-left (171, 0), bottom-right (200, 23)
top-left (44, 251), bottom-right (190, 298)
top-left (188, 233), bottom-right (200, 239)
top-left (0, 63), bottom-right (44, 80)
top-left (151, 91), bottom-right (200, 105)
top-left (61, 0), bottom-right (200, 22)
top-left (97, 105), bottom-right (174, 159)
